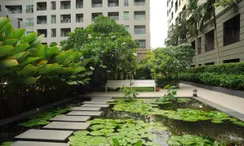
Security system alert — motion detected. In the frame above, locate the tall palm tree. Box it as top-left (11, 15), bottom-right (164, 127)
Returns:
top-left (186, 0), bottom-right (204, 65)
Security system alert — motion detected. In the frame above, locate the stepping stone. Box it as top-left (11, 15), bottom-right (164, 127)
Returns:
top-left (81, 104), bottom-right (109, 108)
top-left (15, 129), bottom-right (73, 142)
top-left (12, 141), bottom-right (69, 146)
top-left (43, 122), bottom-right (90, 130)
top-left (71, 106), bottom-right (101, 111)
top-left (83, 101), bottom-right (108, 104)
top-left (50, 115), bottom-right (90, 122)
top-left (67, 111), bottom-right (102, 116)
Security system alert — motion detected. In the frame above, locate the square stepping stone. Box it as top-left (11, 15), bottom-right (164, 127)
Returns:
top-left (71, 107), bottom-right (101, 111)
top-left (81, 104), bottom-right (109, 108)
top-left (12, 141), bottom-right (69, 146)
top-left (15, 129), bottom-right (73, 142)
top-left (83, 101), bottom-right (108, 104)
top-left (43, 122), bottom-right (90, 130)
top-left (50, 115), bottom-right (90, 122)
top-left (67, 111), bottom-right (102, 116)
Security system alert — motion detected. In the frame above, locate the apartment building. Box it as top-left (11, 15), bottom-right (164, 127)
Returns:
top-left (167, 0), bottom-right (244, 65)
top-left (0, 0), bottom-right (150, 50)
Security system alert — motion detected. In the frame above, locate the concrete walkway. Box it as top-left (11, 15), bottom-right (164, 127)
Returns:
top-left (84, 83), bottom-right (244, 121)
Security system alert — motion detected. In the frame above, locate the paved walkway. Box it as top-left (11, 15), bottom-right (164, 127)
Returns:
top-left (84, 83), bottom-right (244, 121)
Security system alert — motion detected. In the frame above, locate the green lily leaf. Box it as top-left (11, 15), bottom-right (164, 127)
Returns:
top-left (21, 57), bottom-right (40, 66)
top-left (8, 28), bottom-right (25, 39)
top-left (22, 32), bottom-right (37, 43)
top-left (8, 43), bottom-right (30, 56)
top-left (22, 76), bottom-right (41, 85)
top-left (0, 45), bottom-right (15, 58)
top-left (0, 17), bottom-right (10, 32)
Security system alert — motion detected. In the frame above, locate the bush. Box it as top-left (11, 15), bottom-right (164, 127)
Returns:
top-left (179, 63), bottom-right (244, 90)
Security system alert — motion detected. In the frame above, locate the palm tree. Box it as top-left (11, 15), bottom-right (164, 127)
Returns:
top-left (186, 0), bottom-right (204, 65)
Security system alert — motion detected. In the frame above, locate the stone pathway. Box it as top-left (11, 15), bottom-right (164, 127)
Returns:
top-left (13, 97), bottom-right (113, 146)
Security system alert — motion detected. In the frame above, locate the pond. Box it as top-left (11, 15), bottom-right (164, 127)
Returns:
top-left (69, 98), bottom-right (244, 146)
top-left (1, 98), bottom-right (244, 146)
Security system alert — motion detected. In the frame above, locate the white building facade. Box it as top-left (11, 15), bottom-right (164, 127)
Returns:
top-left (0, 0), bottom-right (150, 49)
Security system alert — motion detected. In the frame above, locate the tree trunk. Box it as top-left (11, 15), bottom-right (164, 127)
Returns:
top-left (195, 24), bottom-right (199, 66)
top-left (213, 3), bottom-right (220, 64)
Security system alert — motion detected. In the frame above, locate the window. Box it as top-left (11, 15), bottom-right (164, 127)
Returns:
top-left (223, 58), bottom-right (240, 64)
top-left (61, 1), bottom-right (71, 9)
top-left (51, 1), bottom-right (56, 10)
top-left (124, 0), bottom-right (129, 6)
top-left (124, 11), bottom-right (129, 20)
top-left (51, 15), bottom-right (56, 24)
top-left (205, 62), bottom-right (214, 66)
top-left (0, 5), bottom-right (1, 11)
top-left (179, 0), bottom-right (181, 6)
top-left (76, 0), bottom-right (83, 8)
top-left (61, 14), bottom-right (71, 23)
top-left (205, 30), bottom-right (214, 52)
top-left (51, 29), bottom-right (56, 37)
top-left (198, 37), bottom-right (201, 54)
top-left (92, 13), bottom-right (102, 21)
top-left (61, 28), bottom-right (71, 37)
top-left (175, 1), bottom-right (178, 12)
top-left (26, 18), bottom-right (34, 26)
top-left (134, 11), bottom-right (145, 20)
top-left (191, 41), bottom-right (195, 52)
top-left (108, 12), bottom-right (119, 21)
top-left (37, 2), bottom-right (46, 11)
top-left (224, 14), bottom-right (240, 46)
top-left (125, 25), bottom-right (129, 31)
top-left (92, 0), bottom-right (103, 8)
top-left (26, 5), bottom-right (33, 13)
top-left (26, 31), bottom-right (33, 35)
top-left (134, 25), bottom-right (146, 34)
top-left (37, 16), bottom-right (47, 24)
top-left (76, 14), bottom-right (83, 23)
top-left (134, 0), bottom-right (145, 6)
top-left (108, 0), bottom-right (119, 7)
top-left (138, 40), bottom-right (146, 48)
top-left (37, 29), bottom-right (47, 37)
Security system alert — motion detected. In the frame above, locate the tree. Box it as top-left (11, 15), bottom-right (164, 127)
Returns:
top-left (61, 15), bottom-right (138, 85)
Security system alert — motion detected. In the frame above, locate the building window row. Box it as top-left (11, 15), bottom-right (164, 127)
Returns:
top-left (192, 14), bottom-right (240, 54)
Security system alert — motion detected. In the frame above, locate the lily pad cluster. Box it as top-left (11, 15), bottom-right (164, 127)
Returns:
top-left (68, 119), bottom-right (164, 146)
top-left (167, 135), bottom-right (226, 146)
top-left (18, 106), bottom-right (70, 127)
top-left (112, 100), bottom-right (244, 126)
top-left (154, 97), bottom-right (192, 105)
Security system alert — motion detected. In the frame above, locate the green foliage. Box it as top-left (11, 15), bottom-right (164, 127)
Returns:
top-left (113, 99), bottom-right (244, 125)
top-left (19, 106), bottom-right (71, 127)
top-left (61, 15), bottom-right (138, 85)
top-left (156, 85), bottom-right (177, 103)
top-left (68, 119), bottom-right (162, 146)
top-left (167, 135), bottom-right (226, 146)
top-left (0, 142), bottom-right (14, 146)
top-left (179, 63), bottom-right (244, 90)
top-left (120, 85), bottom-right (139, 102)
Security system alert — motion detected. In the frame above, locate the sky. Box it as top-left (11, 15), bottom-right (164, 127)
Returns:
top-left (150, 0), bottom-right (168, 49)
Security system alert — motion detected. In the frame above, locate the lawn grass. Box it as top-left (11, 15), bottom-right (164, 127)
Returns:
top-left (132, 87), bottom-right (155, 92)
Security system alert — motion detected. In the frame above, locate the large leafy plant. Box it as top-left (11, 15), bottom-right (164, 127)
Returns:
top-left (120, 85), bottom-right (139, 102)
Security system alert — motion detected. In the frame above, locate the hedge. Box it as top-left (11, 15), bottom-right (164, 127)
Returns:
top-left (179, 63), bottom-right (244, 90)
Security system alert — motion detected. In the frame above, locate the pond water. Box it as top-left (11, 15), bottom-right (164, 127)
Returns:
top-left (101, 98), bottom-right (244, 145)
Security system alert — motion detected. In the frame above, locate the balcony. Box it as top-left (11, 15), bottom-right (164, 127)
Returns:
top-left (61, 1), bottom-right (71, 9)
top-left (76, 0), bottom-right (83, 8)
top-left (92, 13), bottom-right (102, 21)
top-left (61, 14), bottom-right (71, 23)
top-left (134, 0), bottom-right (145, 6)
top-left (108, 12), bottom-right (119, 21)
top-left (37, 2), bottom-right (47, 11)
top-left (61, 28), bottom-right (71, 37)
top-left (37, 29), bottom-right (47, 37)
top-left (76, 14), bottom-right (83, 23)
top-left (5, 5), bottom-right (22, 14)
top-left (92, 0), bottom-right (103, 8)
top-left (108, 0), bottom-right (119, 7)
top-left (37, 16), bottom-right (47, 24)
